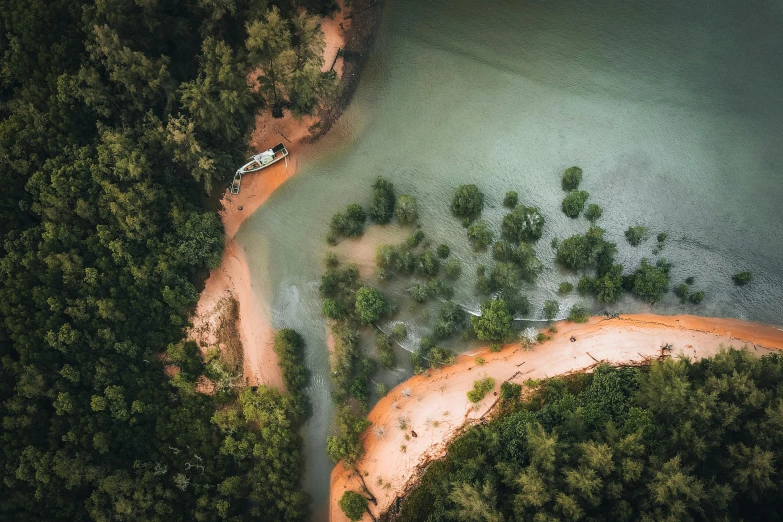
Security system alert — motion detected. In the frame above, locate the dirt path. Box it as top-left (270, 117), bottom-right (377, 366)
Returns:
top-left (189, 2), bottom-right (350, 389)
top-left (329, 314), bottom-right (783, 521)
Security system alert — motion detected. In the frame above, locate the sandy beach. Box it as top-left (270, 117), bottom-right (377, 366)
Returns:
top-left (329, 314), bottom-right (783, 521)
top-left (189, 3), bottom-right (350, 388)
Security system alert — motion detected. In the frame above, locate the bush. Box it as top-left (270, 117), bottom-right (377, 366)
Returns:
top-left (593, 264), bottom-right (624, 303)
top-left (391, 323), bottom-right (407, 341)
top-left (733, 271), bottom-right (753, 286)
top-left (467, 377), bottom-right (496, 403)
top-left (444, 259), bottom-right (462, 280)
top-left (657, 232), bottom-right (667, 243)
top-left (273, 329), bottom-right (311, 419)
top-left (396, 194), bottom-right (418, 225)
top-left (409, 283), bottom-right (432, 303)
top-left (562, 166), bottom-right (583, 190)
top-left (674, 283), bottom-right (689, 303)
top-left (503, 191), bottom-right (519, 208)
top-left (632, 258), bottom-right (669, 302)
top-left (375, 383), bottom-right (389, 397)
top-left (689, 291), bottom-right (705, 304)
top-left (502, 205), bottom-right (545, 243)
top-left (467, 220), bottom-right (494, 251)
top-left (584, 203), bottom-right (603, 222)
top-left (624, 225), bottom-right (647, 246)
top-left (561, 190), bottom-right (589, 218)
top-left (436, 244), bottom-right (450, 258)
top-left (490, 262), bottom-right (521, 291)
top-left (500, 381), bottom-right (522, 401)
top-left (451, 184), bottom-right (484, 219)
top-left (558, 281), bottom-right (574, 294)
top-left (322, 298), bottom-right (347, 320)
top-left (325, 252), bottom-right (339, 269)
top-left (685, 276), bottom-right (695, 285)
top-left (330, 203), bottom-right (366, 239)
top-left (416, 250), bottom-right (440, 277)
top-left (489, 343), bottom-right (502, 353)
top-left (543, 300), bottom-right (560, 321)
top-left (355, 287), bottom-right (388, 324)
top-left (378, 333), bottom-right (397, 370)
top-left (406, 230), bottom-right (425, 249)
top-left (433, 302), bottom-right (467, 340)
top-left (471, 299), bottom-right (513, 342)
top-left (568, 304), bottom-right (590, 323)
top-left (578, 276), bottom-right (594, 296)
top-left (556, 234), bottom-right (591, 270)
top-left (375, 244), bottom-right (398, 270)
top-left (339, 491), bottom-right (368, 521)
top-left (370, 177), bottom-right (395, 223)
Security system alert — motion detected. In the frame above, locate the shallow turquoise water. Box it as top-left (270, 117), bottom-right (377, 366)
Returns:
top-left (236, 0), bottom-right (783, 516)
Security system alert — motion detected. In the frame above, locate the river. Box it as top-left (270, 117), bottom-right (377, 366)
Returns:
top-left (235, 0), bottom-right (783, 517)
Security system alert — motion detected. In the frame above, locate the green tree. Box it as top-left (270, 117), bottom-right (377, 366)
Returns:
top-left (396, 194), bottom-right (418, 225)
top-left (339, 491), bottom-right (369, 521)
top-left (502, 205), bottom-right (545, 243)
top-left (503, 191), bottom-right (519, 208)
top-left (355, 287), bottom-right (387, 324)
top-left (370, 177), bottom-right (395, 223)
top-left (624, 226), bottom-right (647, 246)
top-left (562, 166), bottom-right (583, 190)
top-left (733, 271), bottom-right (753, 286)
top-left (556, 235), bottom-right (591, 270)
top-left (632, 259), bottom-right (669, 302)
top-left (584, 203), bottom-right (603, 222)
top-left (472, 299), bottom-right (513, 342)
top-left (562, 190), bottom-right (589, 218)
top-left (246, 8), bottom-right (294, 117)
top-left (568, 304), bottom-right (590, 323)
top-left (544, 300), bottom-right (560, 321)
top-left (468, 220), bottom-right (494, 251)
top-left (452, 184), bottom-right (484, 220)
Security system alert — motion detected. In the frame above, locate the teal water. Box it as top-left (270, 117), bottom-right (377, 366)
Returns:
top-left (236, 0), bottom-right (783, 516)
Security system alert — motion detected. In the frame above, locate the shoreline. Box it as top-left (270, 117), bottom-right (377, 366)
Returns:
top-left (189, 0), bottom-right (381, 388)
top-left (329, 314), bottom-right (783, 522)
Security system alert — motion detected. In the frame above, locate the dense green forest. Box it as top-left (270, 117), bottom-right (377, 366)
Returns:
top-left (0, 0), bottom-right (332, 519)
top-left (388, 349), bottom-right (783, 522)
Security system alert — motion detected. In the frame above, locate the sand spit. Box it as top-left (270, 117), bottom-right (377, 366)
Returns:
top-left (329, 314), bottom-right (783, 521)
top-left (189, 2), bottom-right (352, 389)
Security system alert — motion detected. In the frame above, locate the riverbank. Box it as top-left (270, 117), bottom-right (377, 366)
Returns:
top-left (329, 314), bottom-right (783, 521)
top-left (189, 0), bottom-right (383, 388)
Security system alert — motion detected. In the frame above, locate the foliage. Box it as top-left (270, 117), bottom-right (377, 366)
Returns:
top-left (467, 377), bottom-right (496, 403)
top-left (559, 281), bottom-right (574, 293)
top-left (503, 191), bottom-right (519, 208)
top-left (329, 203), bottom-right (367, 240)
top-left (562, 166), bottom-right (583, 190)
top-left (689, 291), bottom-right (705, 304)
top-left (624, 225), bottom-right (648, 246)
top-left (544, 300), bottom-right (560, 321)
top-left (354, 287), bottom-right (388, 325)
top-left (632, 258), bottom-right (670, 303)
top-left (657, 232), bottom-right (667, 243)
top-left (471, 299), bottom-right (513, 342)
top-left (733, 271), bottom-right (753, 286)
top-left (396, 194), bottom-right (418, 225)
top-left (500, 381), bottom-right (522, 401)
top-left (396, 350), bottom-right (783, 522)
top-left (561, 190), bottom-right (589, 218)
top-left (273, 329), bottom-right (312, 420)
top-left (584, 203), bottom-right (603, 222)
top-left (674, 283), bottom-right (690, 302)
top-left (370, 177), bottom-right (395, 224)
top-left (593, 264), bottom-right (624, 303)
top-left (340, 491), bottom-right (368, 521)
top-left (377, 333), bottom-right (397, 370)
top-left (437, 244), bottom-right (451, 258)
top-left (434, 302), bottom-right (468, 340)
top-left (451, 184), bottom-right (485, 220)
top-left (392, 323), bottom-right (408, 341)
top-left (0, 1), bottom-right (319, 519)
top-left (502, 205), bottom-right (545, 243)
top-left (467, 220), bottom-right (494, 251)
top-left (444, 259), bottom-right (462, 280)
top-left (568, 303), bottom-right (590, 323)
top-left (556, 234), bottom-right (591, 270)
top-left (246, 8), bottom-right (337, 118)
top-left (326, 407), bottom-right (370, 465)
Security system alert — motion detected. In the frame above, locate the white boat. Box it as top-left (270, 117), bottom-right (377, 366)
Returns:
top-left (230, 143), bottom-right (288, 194)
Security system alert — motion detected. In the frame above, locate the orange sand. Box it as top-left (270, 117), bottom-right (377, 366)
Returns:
top-left (190, 2), bottom-right (349, 389)
top-left (329, 314), bottom-right (783, 521)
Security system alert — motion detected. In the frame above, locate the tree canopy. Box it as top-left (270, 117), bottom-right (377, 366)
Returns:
top-left (451, 184), bottom-right (485, 220)
top-left (394, 350), bottom-right (783, 522)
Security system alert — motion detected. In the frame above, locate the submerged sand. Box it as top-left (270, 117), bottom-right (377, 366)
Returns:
top-left (189, 2), bottom-right (350, 388)
top-left (329, 314), bottom-right (783, 521)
